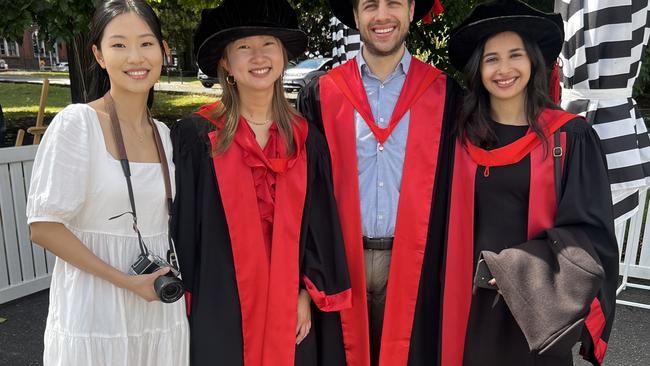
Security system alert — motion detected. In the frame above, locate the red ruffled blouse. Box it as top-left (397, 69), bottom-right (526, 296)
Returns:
top-left (236, 120), bottom-right (288, 261)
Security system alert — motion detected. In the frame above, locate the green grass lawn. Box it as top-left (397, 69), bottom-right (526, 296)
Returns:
top-left (0, 82), bottom-right (216, 122)
top-left (152, 92), bottom-right (215, 119)
top-left (0, 83), bottom-right (71, 118)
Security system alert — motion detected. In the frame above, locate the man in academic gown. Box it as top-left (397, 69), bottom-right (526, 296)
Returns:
top-left (298, 0), bottom-right (460, 365)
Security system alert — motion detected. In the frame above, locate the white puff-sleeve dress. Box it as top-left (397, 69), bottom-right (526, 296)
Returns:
top-left (26, 104), bottom-right (189, 366)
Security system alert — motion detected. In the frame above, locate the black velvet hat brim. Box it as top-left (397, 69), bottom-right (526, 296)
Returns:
top-left (448, 16), bottom-right (564, 72)
top-left (196, 26), bottom-right (308, 78)
top-left (329, 0), bottom-right (435, 30)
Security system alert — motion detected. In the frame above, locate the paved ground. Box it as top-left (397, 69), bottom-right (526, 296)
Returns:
top-left (0, 279), bottom-right (648, 365)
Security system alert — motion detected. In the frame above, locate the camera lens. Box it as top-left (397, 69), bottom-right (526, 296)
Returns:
top-left (154, 274), bottom-right (184, 303)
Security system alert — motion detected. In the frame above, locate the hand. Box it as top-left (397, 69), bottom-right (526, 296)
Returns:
top-left (296, 289), bottom-right (312, 345)
top-left (488, 278), bottom-right (497, 287)
top-left (125, 267), bottom-right (170, 302)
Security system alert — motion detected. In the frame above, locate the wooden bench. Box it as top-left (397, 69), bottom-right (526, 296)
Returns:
top-left (0, 145), bottom-right (53, 304)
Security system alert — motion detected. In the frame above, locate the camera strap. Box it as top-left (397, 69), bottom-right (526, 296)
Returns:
top-left (103, 92), bottom-right (179, 269)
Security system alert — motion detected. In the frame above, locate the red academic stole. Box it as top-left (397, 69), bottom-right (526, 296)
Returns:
top-left (319, 57), bottom-right (445, 366)
top-left (441, 109), bottom-right (578, 365)
top-left (196, 103), bottom-right (308, 366)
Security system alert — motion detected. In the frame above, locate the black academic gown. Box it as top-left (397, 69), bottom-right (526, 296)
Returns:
top-left (298, 60), bottom-right (461, 366)
top-left (170, 110), bottom-right (351, 366)
top-left (443, 115), bottom-right (618, 366)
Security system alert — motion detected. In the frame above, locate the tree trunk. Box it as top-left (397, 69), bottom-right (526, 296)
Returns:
top-left (67, 32), bottom-right (94, 103)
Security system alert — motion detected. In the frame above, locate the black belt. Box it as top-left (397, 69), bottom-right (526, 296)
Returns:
top-left (362, 237), bottom-right (394, 250)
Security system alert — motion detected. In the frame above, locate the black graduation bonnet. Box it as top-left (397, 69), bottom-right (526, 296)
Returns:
top-left (194, 0), bottom-right (308, 77)
top-left (448, 0), bottom-right (564, 72)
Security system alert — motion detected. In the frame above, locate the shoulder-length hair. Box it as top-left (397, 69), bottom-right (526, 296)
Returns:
top-left (209, 46), bottom-right (298, 156)
top-left (456, 31), bottom-right (559, 149)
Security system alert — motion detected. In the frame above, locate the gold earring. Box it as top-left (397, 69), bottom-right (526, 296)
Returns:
top-left (226, 74), bottom-right (236, 86)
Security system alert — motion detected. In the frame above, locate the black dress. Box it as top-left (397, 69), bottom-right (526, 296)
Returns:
top-left (170, 112), bottom-right (351, 366)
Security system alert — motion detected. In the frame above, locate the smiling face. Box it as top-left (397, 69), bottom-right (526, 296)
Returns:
top-left (92, 11), bottom-right (164, 95)
top-left (353, 0), bottom-right (414, 57)
top-left (480, 31), bottom-right (531, 106)
top-left (220, 35), bottom-right (285, 95)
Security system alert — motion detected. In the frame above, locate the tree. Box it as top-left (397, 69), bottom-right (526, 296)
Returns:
top-left (288, 0), bottom-right (333, 58)
top-left (150, 0), bottom-right (223, 72)
top-left (0, 0), bottom-right (98, 103)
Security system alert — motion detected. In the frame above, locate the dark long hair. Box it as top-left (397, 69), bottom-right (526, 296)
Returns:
top-left (88, 0), bottom-right (165, 107)
top-left (456, 31), bottom-right (559, 149)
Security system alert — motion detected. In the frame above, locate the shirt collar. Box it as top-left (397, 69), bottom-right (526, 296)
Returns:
top-left (357, 46), bottom-right (412, 79)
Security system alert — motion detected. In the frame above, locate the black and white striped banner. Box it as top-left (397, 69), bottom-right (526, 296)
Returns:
top-left (330, 17), bottom-right (362, 67)
top-left (555, 0), bottom-right (650, 226)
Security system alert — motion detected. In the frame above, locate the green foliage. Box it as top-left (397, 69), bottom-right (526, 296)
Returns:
top-left (151, 0), bottom-right (223, 70)
top-left (288, 0), bottom-right (333, 58)
top-left (407, 0), bottom-right (475, 79)
top-left (0, 1), bottom-right (97, 47)
top-left (0, 2), bottom-right (34, 42)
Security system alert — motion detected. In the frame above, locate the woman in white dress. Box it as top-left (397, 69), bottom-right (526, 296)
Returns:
top-left (26, 1), bottom-right (189, 365)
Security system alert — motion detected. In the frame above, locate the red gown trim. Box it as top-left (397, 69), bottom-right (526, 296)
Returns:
top-left (184, 291), bottom-right (192, 316)
top-left (204, 106), bottom-right (308, 366)
top-left (328, 58), bottom-right (441, 146)
top-left (583, 297), bottom-right (608, 363)
top-left (320, 57), bottom-right (446, 366)
top-left (442, 109), bottom-right (576, 365)
top-left (303, 275), bottom-right (353, 312)
top-left (464, 111), bottom-right (575, 168)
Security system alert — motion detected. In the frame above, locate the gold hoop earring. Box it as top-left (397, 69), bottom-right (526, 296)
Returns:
top-left (226, 74), bottom-right (236, 86)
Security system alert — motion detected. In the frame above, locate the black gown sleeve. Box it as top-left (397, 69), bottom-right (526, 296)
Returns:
top-left (300, 126), bottom-right (351, 312)
top-left (297, 77), bottom-right (325, 135)
top-left (170, 115), bottom-right (209, 296)
top-left (555, 120), bottom-right (619, 366)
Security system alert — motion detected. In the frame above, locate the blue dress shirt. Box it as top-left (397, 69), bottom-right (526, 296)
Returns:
top-left (356, 48), bottom-right (411, 238)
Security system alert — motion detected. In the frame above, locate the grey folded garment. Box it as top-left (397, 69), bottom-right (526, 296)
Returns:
top-left (481, 226), bottom-right (605, 357)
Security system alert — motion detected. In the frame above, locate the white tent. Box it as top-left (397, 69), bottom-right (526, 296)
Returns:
top-left (330, 17), bottom-right (361, 67)
top-left (556, 0), bottom-right (650, 227)
top-left (555, 0), bottom-right (650, 309)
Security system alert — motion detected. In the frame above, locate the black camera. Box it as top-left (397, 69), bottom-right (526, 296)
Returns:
top-left (130, 253), bottom-right (184, 303)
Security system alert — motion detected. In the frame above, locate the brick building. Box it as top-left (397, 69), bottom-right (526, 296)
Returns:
top-left (0, 27), bottom-right (68, 70)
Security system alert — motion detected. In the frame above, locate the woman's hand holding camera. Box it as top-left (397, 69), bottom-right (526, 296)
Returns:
top-left (296, 289), bottom-right (312, 345)
top-left (125, 267), bottom-right (171, 302)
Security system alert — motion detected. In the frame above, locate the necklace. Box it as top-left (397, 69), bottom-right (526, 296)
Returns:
top-left (119, 121), bottom-right (147, 143)
top-left (244, 117), bottom-right (273, 126)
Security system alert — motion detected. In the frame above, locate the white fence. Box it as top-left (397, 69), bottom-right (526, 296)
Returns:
top-left (616, 189), bottom-right (650, 309)
top-left (0, 145), bottom-right (53, 305)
